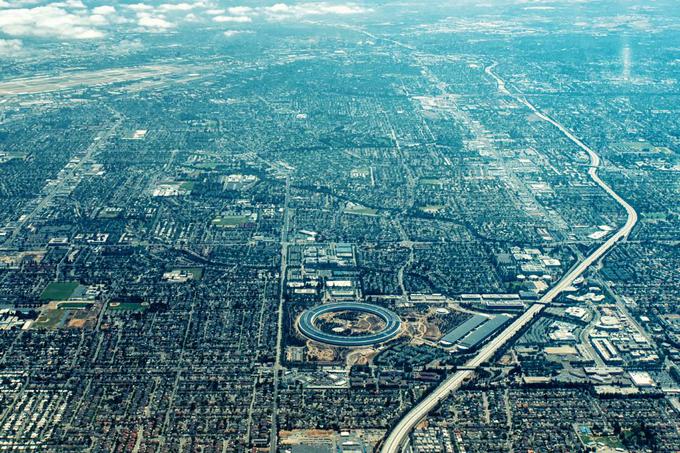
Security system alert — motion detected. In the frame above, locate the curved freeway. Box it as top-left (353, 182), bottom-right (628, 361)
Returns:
top-left (381, 65), bottom-right (638, 453)
top-left (298, 302), bottom-right (402, 347)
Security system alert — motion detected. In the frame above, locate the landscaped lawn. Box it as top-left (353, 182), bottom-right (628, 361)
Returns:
top-left (40, 282), bottom-right (79, 300)
top-left (108, 302), bottom-right (148, 312)
top-left (212, 215), bottom-right (250, 227)
top-left (344, 204), bottom-right (378, 216)
top-left (184, 267), bottom-right (203, 280)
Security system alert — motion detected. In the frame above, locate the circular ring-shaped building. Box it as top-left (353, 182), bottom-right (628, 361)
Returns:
top-left (297, 302), bottom-right (401, 347)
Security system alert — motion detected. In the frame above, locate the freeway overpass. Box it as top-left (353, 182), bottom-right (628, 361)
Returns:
top-left (380, 65), bottom-right (638, 453)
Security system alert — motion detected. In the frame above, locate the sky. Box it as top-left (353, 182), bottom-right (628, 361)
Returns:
top-left (0, 0), bottom-right (375, 55)
top-left (0, 1), bottom-right (677, 58)
top-left (0, 0), bottom-right (374, 37)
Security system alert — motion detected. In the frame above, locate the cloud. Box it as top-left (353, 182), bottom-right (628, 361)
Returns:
top-left (50, 0), bottom-right (85, 8)
top-left (227, 6), bottom-right (253, 15)
top-left (223, 30), bottom-right (250, 37)
top-left (0, 6), bottom-right (105, 39)
top-left (125, 3), bottom-right (154, 12)
top-left (124, 1), bottom-right (207, 30)
top-left (213, 15), bottom-right (252, 23)
top-left (88, 14), bottom-right (109, 25)
top-left (317, 4), bottom-right (367, 14)
top-left (158, 2), bottom-right (195, 12)
top-left (266, 3), bottom-right (289, 13)
top-left (92, 5), bottom-right (116, 15)
top-left (209, 3), bottom-right (369, 26)
top-left (0, 1), bottom-right (371, 41)
top-left (137, 13), bottom-right (174, 30)
top-left (263, 2), bottom-right (369, 20)
top-left (0, 38), bottom-right (22, 56)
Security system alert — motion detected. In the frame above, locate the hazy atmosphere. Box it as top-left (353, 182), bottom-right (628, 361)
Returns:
top-left (1, 1), bottom-right (679, 452)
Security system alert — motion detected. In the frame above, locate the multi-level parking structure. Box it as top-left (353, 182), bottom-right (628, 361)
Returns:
top-left (297, 302), bottom-right (402, 347)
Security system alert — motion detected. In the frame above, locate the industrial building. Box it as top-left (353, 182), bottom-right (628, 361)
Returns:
top-left (439, 314), bottom-right (514, 351)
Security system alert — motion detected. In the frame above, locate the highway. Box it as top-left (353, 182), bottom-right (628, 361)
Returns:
top-left (380, 65), bottom-right (638, 453)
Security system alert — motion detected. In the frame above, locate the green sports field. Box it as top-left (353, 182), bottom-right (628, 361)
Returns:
top-left (40, 282), bottom-right (79, 301)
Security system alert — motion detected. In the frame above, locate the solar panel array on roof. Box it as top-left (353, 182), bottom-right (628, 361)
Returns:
top-left (459, 314), bottom-right (513, 350)
top-left (439, 315), bottom-right (487, 345)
